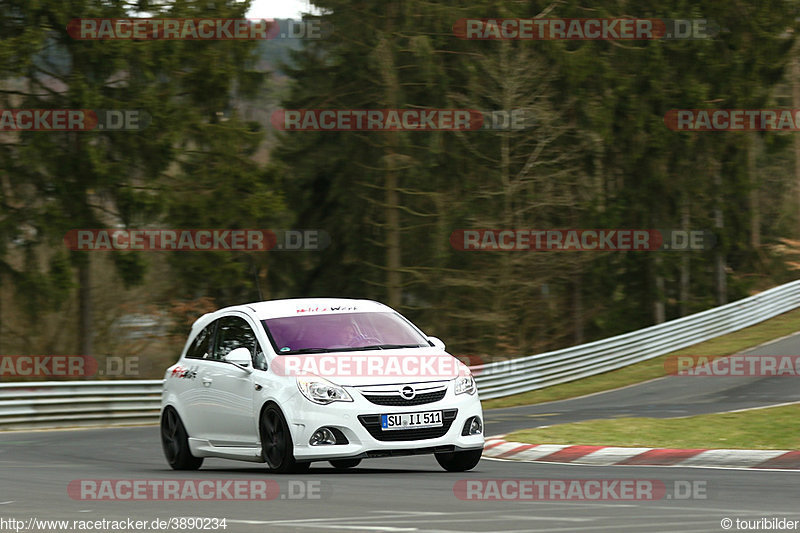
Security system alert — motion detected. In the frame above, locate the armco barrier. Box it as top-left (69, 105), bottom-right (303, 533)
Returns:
top-left (0, 380), bottom-right (162, 430)
top-left (473, 279), bottom-right (800, 399)
top-left (1, 279), bottom-right (800, 429)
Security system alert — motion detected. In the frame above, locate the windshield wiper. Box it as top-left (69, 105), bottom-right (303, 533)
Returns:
top-left (282, 344), bottom-right (426, 354)
top-left (356, 343), bottom-right (426, 350)
top-left (282, 348), bottom-right (334, 354)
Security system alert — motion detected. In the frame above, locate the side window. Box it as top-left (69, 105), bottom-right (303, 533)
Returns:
top-left (214, 316), bottom-right (267, 370)
top-left (185, 322), bottom-right (216, 360)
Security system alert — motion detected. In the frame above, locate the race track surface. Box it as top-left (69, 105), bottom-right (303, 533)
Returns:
top-left (1, 426), bottom-right (798, 532)
top-left (2, 333), bottom-right (799, 532)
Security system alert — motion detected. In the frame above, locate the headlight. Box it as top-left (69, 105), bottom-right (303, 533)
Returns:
top-left (454, 372), bottom-right (476, 395)
top-left (297, 376), bottom-right (353, 404)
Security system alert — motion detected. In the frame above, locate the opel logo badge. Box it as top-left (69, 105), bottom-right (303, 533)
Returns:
top-left (400, 386), bottom-right (415, 400)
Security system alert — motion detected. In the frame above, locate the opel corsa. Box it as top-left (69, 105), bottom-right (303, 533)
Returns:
top-left (160, 298), bottom-right (484, 473)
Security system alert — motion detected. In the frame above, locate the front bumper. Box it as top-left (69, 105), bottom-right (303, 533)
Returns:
top-left (285, 382), bottom-right (484, 461)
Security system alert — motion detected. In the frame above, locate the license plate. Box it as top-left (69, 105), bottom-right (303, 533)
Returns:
top-left (381, 410), bottom-right (443, 430)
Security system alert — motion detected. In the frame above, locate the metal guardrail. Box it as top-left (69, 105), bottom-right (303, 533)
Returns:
top-left (2, 279), bottom-right (799, 429)
top-left (473, 279), bottom-right (800, 399)
top-left (0, 380), bottom-right (162, 430)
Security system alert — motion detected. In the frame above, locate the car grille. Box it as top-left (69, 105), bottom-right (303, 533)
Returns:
top-left (358, 409), bottom-right (458, 442)
top-left (357, 382), bottom-right (449, 407)
top-left (362, 389), bottom-right (447, 406)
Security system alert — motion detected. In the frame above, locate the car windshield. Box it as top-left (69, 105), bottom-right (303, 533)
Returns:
top-left (262, 312), bottom-right (429, 354)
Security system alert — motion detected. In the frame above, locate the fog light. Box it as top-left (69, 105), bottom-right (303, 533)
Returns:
top-left (469, 417), bottom-right (482, 435)
top-left (310, 427), bottom-right (337, 446)
top-left (462, 416), bottom-right (483, 436)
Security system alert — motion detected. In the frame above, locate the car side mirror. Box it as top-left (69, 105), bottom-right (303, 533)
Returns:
top-left (225, 347), bottom-right (253, 373)
top-left (428, 336), bottom-right (446, 351)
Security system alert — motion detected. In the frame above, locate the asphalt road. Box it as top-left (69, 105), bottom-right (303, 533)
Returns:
top-left (0, 426), bottom-right (798, 533)
top-left (1, 332), bottom-right (799, 532)
top-left (485, 331), bottom-right (800, 436)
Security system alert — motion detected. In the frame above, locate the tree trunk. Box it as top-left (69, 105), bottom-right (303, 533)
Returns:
top-left (375, 25), bottom-right (402, 309)
top-left (254, 258), bottom-right (269, 301)
top-left (713, 170), bottom-right (727, 305)
top-left (385, 161), bottom-right (402, 308)
top-left (794, 54), bottom-right (800, 237)
top-left (654, 255), bottom-right (666, 324)
top-left (573, 273), bottom-right (584, 344)
top-left (749, 133), bottom-right (760, 248)
top-left (78, 257), bottom-right (93, 356)
top-left (0, 271), bottom-right (3, 354)
top-left (679, 198), bottom-right (690, 316)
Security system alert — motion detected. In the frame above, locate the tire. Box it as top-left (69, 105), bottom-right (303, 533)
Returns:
top-left (161, 408), bottom-right (204, 471)
top-left (329, 459), bottom-right (361, 469)
top-left (260, 405), bottom-right (310, 474)
top-left (435, 449), bottom-right (482, 472)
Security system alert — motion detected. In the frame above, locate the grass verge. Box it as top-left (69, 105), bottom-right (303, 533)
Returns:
top-left (481, 307), bottom-right (800, 410)
top-left (503, 404), bottom-right (800, 450)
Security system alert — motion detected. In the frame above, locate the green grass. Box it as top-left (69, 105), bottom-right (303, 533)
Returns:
top-left (504, 404), bottom-right (800, 450)
top-left (481, 307), bottom-right (800, 410)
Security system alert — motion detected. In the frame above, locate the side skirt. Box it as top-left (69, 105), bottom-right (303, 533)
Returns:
top-left (188, 438), bottom-right (265, 463)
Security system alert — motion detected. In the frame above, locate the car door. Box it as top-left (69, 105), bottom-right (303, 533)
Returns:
top-left (172, 320), bottom-right (218, 439)
top-left (202, 314), bottom-right (263, 445)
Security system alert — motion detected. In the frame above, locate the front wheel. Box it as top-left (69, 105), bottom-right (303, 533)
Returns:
top-left (435, 449), bottom-right (482, 472)
top-left (160, 408), bottom-right (203, 470)
top-left (260, 405), bottom-right (310, 474)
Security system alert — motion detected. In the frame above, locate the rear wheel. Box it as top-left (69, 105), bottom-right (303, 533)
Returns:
top-left (435, 449), bottom-right (482, 472)
top-left (160, 408), bottom-right (203, 470)
top-left (329, 459), bottom-right (361, 469)
top-left (260, 405), bottom-right (310, 474)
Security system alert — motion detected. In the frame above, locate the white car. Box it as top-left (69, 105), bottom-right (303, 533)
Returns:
top-left (160, 298), bottom-right (484, 473)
